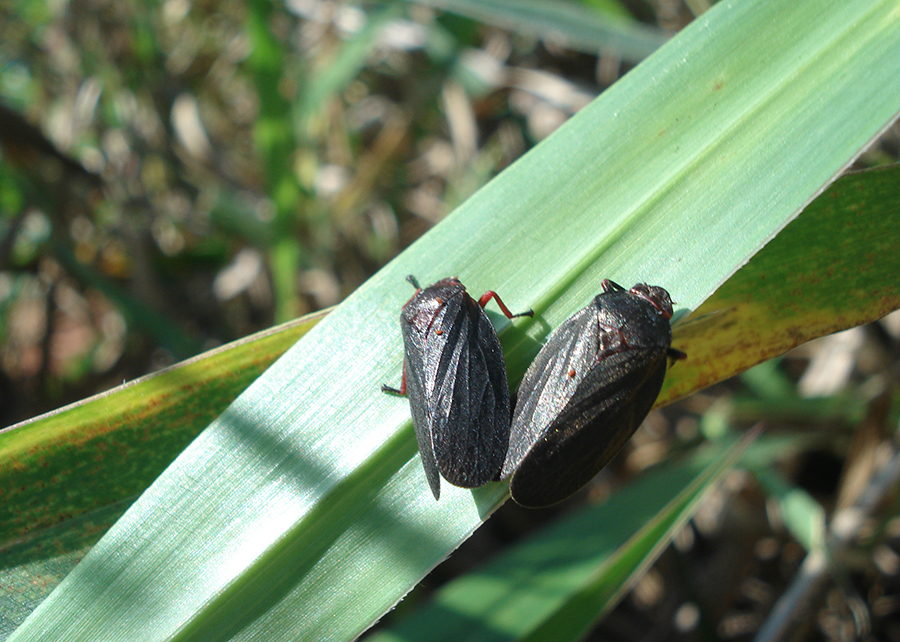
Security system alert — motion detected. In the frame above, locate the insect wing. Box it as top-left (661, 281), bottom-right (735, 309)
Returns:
top-left (404, 361), bottom-right (442, 499)
top-left (509, 346), bottom-right (669, 508)
top-left (502, 303), bottom-right (600, 478)
top-left (428, 296), bottom-right (510, 489)
top-left (400, 288), bottom-right (457, 499)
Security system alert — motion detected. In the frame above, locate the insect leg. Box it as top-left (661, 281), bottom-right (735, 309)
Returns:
top-left (381, 360), bottom-right (409, 396)
top-left (476, 290), bottom-right (534, 319)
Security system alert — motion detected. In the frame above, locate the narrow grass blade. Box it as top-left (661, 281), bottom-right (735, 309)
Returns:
top-left (411, 0), bottom-right (670, 61)
top-left (663, 165), bottom-right (900, 405)
top-left (0, 314), bottom-right (323, 548)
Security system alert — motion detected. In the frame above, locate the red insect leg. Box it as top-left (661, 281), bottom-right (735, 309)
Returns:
top-left (476, 291), bottom-right (533, 319)
top-left (381, 360), bottom-right (408, 395)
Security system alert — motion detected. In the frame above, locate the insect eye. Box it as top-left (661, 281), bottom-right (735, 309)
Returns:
top-left (435, 329), bottom-right (443, 335)
top-left (567, 368), bottom-right (576, 378)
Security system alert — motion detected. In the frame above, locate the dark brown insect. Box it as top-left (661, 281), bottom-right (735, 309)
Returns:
top-left (502, 279), bottom-right (685, 508)
top-left (384, 275), bottom-right (532, 499)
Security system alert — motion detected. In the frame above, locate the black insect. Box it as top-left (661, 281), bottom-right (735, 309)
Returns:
top-left (383, 275), bottom-right (533, 500)
top-left (502, 279), bottom-right (686, 508)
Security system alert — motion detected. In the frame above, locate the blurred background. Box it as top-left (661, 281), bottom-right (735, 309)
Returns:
top-left (2, 0), bottom-right (895, 426)
top-left (0, 0), bottom-right (695, 426)
top-left (2, 1), bottom-right (900, 639)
